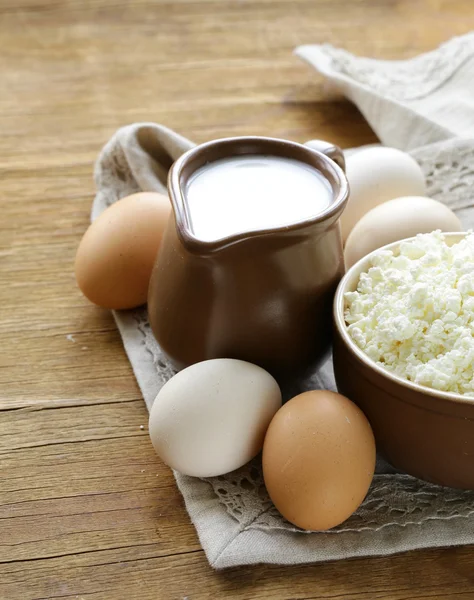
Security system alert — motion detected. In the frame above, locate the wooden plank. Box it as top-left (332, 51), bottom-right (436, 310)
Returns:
top-left (1, 543), bottom-right (474, 600)
top-left (2, 0), bottom-right (474, 598)
top-left (0, 405), bottom-right (201, 563)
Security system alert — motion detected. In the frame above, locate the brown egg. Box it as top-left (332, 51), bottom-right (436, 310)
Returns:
top-left (262, 390), bottom-right (376, 531)
top-left (75, 192), bottom-right (170, 310)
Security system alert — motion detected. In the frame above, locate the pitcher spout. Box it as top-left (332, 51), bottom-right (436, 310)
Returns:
top-left (168, 136), bottom-right (348, 256)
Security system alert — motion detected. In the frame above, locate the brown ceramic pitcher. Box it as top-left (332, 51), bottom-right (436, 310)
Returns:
top-left (148, 136), bottom-right (349, 381)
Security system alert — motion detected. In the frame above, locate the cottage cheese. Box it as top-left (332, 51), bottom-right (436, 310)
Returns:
top-left (344, 231), bottom-right (474, 397)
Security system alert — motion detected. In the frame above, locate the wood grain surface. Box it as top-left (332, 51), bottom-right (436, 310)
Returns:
top-left (2, 1), bottom-right (474, 598)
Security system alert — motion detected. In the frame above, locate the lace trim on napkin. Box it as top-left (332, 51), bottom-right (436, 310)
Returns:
top-left (93, 132), bottom-right (141, 219)
top-left (413, 138), bottom-right (474, 217)
top-left (315, 32), bottom-right (474, 101)
top-left (203, 462), bottom-right (474, 534)
top-left (129, 137), bottom-right (474, 535)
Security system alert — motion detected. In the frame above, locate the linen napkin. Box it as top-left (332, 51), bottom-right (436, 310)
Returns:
top-left (296, 32), bottom-right (474, 149)
top-left (92, 32), bottom-right (474, 567)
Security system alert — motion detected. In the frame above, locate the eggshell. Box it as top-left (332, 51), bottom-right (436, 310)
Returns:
top-left (342, 147), bottom-right (426, 242)
top-left (262, 390), bottom-right (375, 531)
top-left (344, 196), bottom-right (463, 269)
top-left (148, 359), bottom-right (282, 477)
top-left (75, 192), bottom-right (170, 309)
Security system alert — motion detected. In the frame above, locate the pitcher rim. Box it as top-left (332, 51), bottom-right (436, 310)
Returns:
top-left (168, 135), bottom-right (349, 253)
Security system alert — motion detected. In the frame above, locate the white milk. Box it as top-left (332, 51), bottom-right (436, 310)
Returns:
top-left (185, 155), bottom-right (333, 241)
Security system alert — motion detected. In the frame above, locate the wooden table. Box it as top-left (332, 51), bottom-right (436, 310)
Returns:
top-left (2, 1), bottom-right (474, 598)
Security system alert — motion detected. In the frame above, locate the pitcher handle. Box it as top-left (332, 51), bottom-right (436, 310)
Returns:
top-left (304, 139), bottom-right (346, 172)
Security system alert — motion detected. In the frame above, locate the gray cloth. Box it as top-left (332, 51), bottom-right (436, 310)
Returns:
top-left (92, 32), bottom-right (474, 568)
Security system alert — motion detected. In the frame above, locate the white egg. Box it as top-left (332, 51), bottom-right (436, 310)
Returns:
top-left (342, 147), bottom-right (426, 242)
top-left (344, 196), bottom-right (463, 269)
top-left (148, 359), bottom-right (282, 477)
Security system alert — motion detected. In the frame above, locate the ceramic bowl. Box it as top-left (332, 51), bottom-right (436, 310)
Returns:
top-left (333, 232), bottom-right (474, 489)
